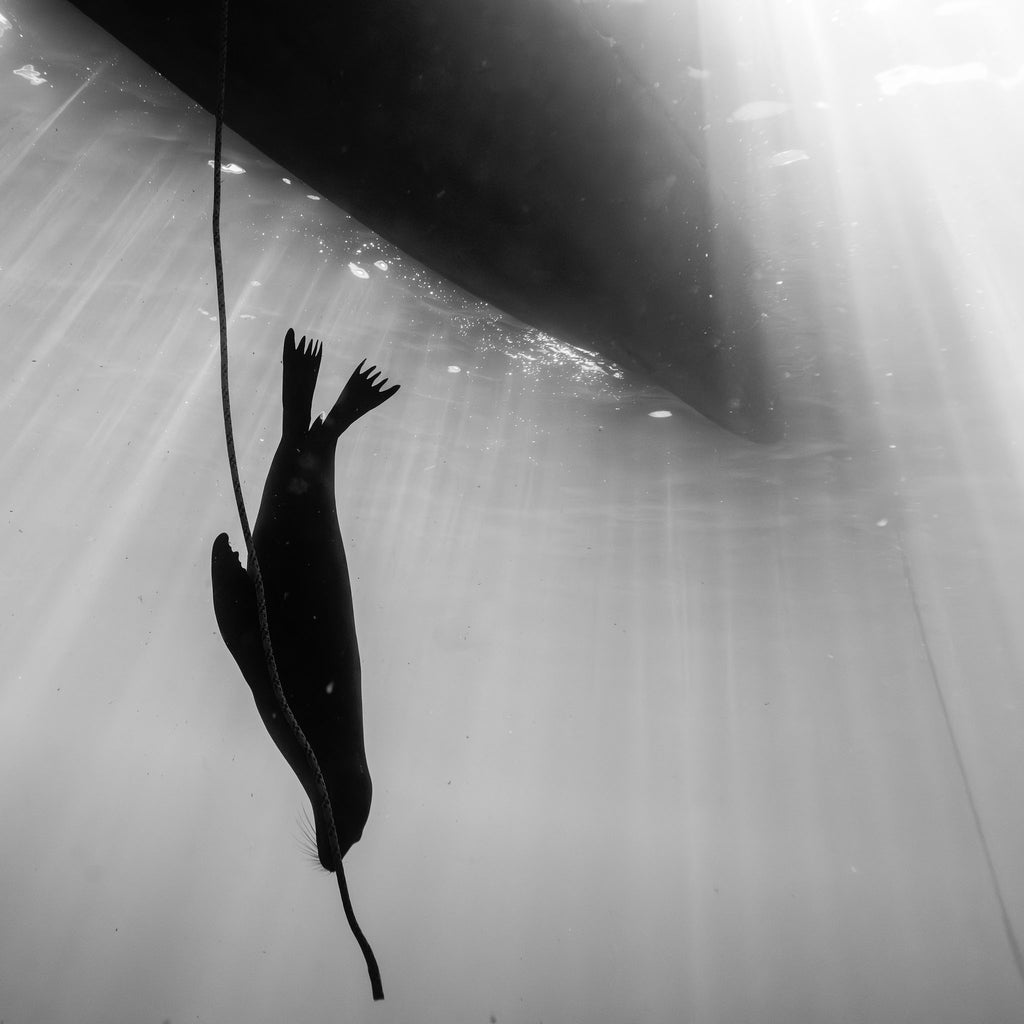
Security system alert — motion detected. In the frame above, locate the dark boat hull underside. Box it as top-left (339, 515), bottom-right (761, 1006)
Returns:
top-left (70, 0), bottom-right (780, 439)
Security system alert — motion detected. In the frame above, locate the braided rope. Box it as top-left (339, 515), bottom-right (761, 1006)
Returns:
top-left (211, 0), bottom-right (382, 999)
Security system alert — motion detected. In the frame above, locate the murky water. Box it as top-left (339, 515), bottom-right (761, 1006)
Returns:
top-left (3, 1), bottom-right (1024, 1022)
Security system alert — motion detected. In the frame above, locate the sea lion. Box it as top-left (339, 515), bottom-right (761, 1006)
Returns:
top-left (211, 328), bottom-right (399, 991)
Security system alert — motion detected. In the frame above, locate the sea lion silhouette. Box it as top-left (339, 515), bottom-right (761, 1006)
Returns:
top-left (211, 328), bottom-right (399, 993)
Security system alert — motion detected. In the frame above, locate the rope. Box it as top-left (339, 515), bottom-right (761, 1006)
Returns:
top-left (894, 525), bottom-right (1024, 991)
top-left (212, 0), bottom-right (383, 1000)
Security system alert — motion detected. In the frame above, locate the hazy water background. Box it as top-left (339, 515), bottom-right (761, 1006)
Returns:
top-left (3, 0), bottom-right (1024, 1021)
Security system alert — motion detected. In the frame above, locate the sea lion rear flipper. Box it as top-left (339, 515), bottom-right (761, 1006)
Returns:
top-left (322, 359), bottom-right (401, 437)
top-left (281, 327), bottom-right (323, 441)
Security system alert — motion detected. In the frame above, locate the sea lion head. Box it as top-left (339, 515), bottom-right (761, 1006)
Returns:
top-left (308, 763), bottom-right (373, 871)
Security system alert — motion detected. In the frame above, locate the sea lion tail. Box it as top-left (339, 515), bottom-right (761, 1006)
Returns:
top-left (281, 327), bottom-right (322, 440)
top-left (336, 861), bottom-right (384, 1001)
top-left (322, 358), bottom-right (401, 438)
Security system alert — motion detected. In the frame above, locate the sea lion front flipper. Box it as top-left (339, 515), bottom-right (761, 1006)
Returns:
top-left (322, 359), bottom-right (401, 438)
top-left (210, 533), bottom-right (281, 717)
top-left (211, 533), bottom-right (325, 822)
top-left (211, 532), bottom-right (285, 711)
top-left (206, 536), bottom-right (262, 688)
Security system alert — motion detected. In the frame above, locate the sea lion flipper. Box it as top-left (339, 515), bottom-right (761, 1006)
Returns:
top-left (322, 358), bottom-right (401, 437)
top-left (211, 533), bottom-right (274, 709)
top-left (211, 533), bottom-right (261, 658)
top-left (211, 534), bottom-right (325, 815)
top-left (281, 327), bottom-right (323, 440)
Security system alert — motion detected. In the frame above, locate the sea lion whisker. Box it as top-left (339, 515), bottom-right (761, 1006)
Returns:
top-left (295, 807), bottom-right (325, 868)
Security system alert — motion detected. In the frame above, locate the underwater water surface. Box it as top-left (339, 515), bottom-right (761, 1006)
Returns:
top-left (3, 1), bottom-right (1024, 1022)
